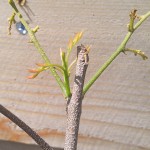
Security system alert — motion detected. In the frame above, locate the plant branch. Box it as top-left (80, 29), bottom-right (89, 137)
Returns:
top-left (124, 48), bottom-right (148, 60)
top-left (0, 104), bottom-right (54, 150)
top-left (64, 45), bottom-right (89, 150)
top-left (8, 0), bottom-right (67, 97)
top-left (134, 11), bottom-right (150, 30)
top-left (83, 10), bottom-right (150, 95)
top-left (8, 12), bottom-right (16, 35)
top-left (60, 50), bottom-right (71, 97)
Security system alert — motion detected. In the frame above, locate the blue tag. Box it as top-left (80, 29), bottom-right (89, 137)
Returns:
top-left (16, 22), bottom-right (28, 35)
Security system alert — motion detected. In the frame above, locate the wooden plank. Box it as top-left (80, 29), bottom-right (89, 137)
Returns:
top-left (0, 0), bottom-right (150, 149)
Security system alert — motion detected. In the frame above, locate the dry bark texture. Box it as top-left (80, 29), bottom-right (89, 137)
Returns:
top-left (0, 104), bottom-right (54, 150)
top-left (64, 45), bottom-right (89, 150)
top-left (0, 0), bottom-right (150, 150)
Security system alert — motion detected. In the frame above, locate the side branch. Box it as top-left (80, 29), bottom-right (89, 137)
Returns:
top-left (64, 45), bottom-right (89, 150)
top-left (83, 10), bottom-right (150, 94)
top-left (8, 0), bottom-right (67, 97)
top-left (0, 104), bottom-right (54, 150)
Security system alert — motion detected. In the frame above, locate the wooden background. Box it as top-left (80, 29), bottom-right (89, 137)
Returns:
top-left (0, 0), bottom-right (150, 150)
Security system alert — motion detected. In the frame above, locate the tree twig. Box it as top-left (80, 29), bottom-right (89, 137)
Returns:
top-left (0, 104), bottom-right (54, 150)
top-left (8, 0), bottom-right (67, 97)
top-left (83, 10), bottom-right (150, 94)
top-left (64, 45), bottom-right (89, 150)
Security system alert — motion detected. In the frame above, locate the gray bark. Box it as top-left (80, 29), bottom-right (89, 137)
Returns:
top-left (0, 104), bottom-right (54, 150)
top-left (64, 45), bottom-right (89, 150)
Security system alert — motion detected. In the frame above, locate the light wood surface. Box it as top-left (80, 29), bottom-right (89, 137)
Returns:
top-left (0, 0), bottom-right (150, 150)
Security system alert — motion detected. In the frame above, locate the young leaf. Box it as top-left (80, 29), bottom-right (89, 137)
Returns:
top-left (72, 31), bottom-right (83, 46)
top-left (66, 31), bottom-right (83, 63)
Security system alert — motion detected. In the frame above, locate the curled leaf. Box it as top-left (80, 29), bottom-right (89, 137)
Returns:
top-left (60, 49), bottom-right (67, 69)
top-left (134, 50), bottom-right (148, 60)
top-left (28, 62), bottom-right (65, 79)
top-left (27, 73), bottom-right (39, 79)
top-left (32, 26), bottom-right (39, 33)
top-left (27, 64), bottom-right (47, 79)
top-left (72, 31), bottom-right (83, 46)
top-left (86, 45), bottom-right (91, 53)
top-left (124, 48), bottom-right (148, 60)
top-left (36, 63), bottom-right (46, 67)
top-left (66, 31), bottom-right (83, 62)
top-left (128, 9), bottom-right (137, 32)
top-left (8, 12), bottom-right (16, 35)
top-left (67, 38), bottom-right (73, 51)
top-left (28, 69), bottom-right (39, 73)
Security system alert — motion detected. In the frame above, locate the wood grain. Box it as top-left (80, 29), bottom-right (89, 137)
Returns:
top-left (0, 0), bottom-right (150, 150)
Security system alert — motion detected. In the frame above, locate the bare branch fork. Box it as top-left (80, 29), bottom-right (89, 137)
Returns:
top-left (65, 45), bottom-right (89, 150)
top-left (0, 104), bottom-right (54, 150)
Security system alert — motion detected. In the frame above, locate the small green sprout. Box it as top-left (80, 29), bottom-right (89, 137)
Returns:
top-left (124, 48), bottom-right (148, 60)
top-left (8, 12), bottom-right (16, 35)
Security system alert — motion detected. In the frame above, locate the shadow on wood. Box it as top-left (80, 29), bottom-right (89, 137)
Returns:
top-left (0, 140), bottom-right (63, 150)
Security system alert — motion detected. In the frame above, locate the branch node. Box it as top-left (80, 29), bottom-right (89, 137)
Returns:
top-left (32, 26), bottom-right (39, 33)
top-left (128, 9), bottom-right (138, 32)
